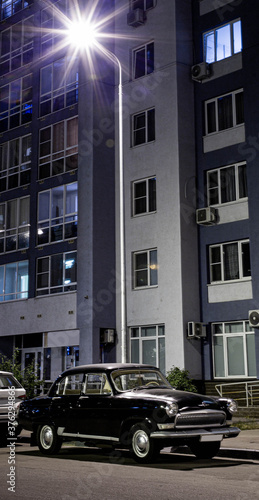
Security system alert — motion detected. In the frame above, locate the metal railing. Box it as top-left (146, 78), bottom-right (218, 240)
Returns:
top-left (215, 380), bottom-right (259, 408)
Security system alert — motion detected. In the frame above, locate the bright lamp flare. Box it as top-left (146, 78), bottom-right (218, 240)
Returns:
top-left (67, 21), bottom-right (97, 48)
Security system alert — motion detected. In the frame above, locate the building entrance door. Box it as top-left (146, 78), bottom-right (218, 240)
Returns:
top-left (22, 348), bottom-right (43, 380)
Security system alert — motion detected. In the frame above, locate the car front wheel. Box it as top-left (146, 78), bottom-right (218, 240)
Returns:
top-left (130, 424), bottom-right (158, 463)
top-left (36, 424), bottom-right (62, 455)
top-left (189, 440), bottom-right (221, 459)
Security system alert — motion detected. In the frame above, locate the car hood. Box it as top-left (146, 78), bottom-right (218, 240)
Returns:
top-left (123, 387), bottom-right (219, 410)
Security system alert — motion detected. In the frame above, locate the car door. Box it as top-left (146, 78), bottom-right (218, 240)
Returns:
top-left (49, 372), bottom-right (85, 433)
top-left (72, 372), bottom-right (115, 439)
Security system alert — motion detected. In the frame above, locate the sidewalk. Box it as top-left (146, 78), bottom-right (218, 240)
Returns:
top-left (219, 429), bottom-right (259, 460)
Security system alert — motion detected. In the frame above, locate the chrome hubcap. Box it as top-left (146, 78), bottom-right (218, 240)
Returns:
top-left (133, 430), bottom-right (150, 457)
top-left (41, 426), bottom-right (53, 449)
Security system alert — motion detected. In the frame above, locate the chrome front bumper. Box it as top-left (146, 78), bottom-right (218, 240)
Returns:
top-left (150, 426), bottom-right (240, 440)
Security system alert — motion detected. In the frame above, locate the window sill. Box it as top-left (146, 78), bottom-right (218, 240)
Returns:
top-left (203, 124), bottom-right (245, 153)
top-left (208, 279), bottom-right (252, 303)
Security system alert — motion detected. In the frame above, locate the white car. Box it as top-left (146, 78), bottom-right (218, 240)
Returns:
top-left (0, 371), bottom-right (26, 442)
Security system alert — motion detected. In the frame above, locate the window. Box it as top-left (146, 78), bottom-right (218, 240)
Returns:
top-left (209, 240), bottom-right (251, 283)
top-left (133, 249), bottom-right (157, 288)
top-left (132, 177), bottom-right (156, 216)
top-left (0, 196), bottom-right (30, 253)
top-left (207, 162), bottom-right (247, 206)
top-left (41, 0), bottom-right (72, 56)
top-left (205, 89), bottom-right (244, 135)
top-left (37, 182), bottom-right (78, 245)
top-left (130, 325), bottom-right (165, 373)
top-left (0, 135), bottom-right (31, 191)
top-left (0, 16), bottom-right (34, 74)
top-left (130, 0), bottom-right (155, 10)
top-left (0, 0), bottom-right (32, 20)
top-left (0, 75), bottom-right (32, 132)
top-left (133, 42), bottom-right (154, 79)
top-left (0, 260), bottom-right (28, 301)
top-left (212, 321), bottom-right (256, 378)
top-left (40, 57), bottom-right (78, 116)
top-left (204, 19), bottom-right (242, 64)
top-left (132, 108), bottom-right (155, 146)
top-left (39, 117), bottom-right (78, 179)
top-left (36, 251), bottom-right (77, 296)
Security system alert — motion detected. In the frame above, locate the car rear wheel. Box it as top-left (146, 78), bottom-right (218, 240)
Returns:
top-left (36, 424), bottom-right (62, 455)
top-left (189, 440), bottom-right (221, 459)
top-left (130, 424), bottom-right (158, 463)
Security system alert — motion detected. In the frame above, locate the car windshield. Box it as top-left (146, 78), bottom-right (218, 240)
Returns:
top-left (111, 369), bottom-right (172, 392)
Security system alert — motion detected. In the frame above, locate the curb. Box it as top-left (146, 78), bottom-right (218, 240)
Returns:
top-left (218, 448), bottom-right (259, 460)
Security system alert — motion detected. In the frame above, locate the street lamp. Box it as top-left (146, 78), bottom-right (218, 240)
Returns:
top-left (67, 21), bottom-right (127, 363)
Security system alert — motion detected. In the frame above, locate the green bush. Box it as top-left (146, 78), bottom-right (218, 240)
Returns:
top-left (167, 366), bottom-right (197, 393)
top-left (0, 348), bottom-right (43, 399)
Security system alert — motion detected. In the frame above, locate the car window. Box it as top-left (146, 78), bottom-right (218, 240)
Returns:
top-left (0, 374), bottom-right (22, 389)
top-left (111, 369), bottom-right (171, 391)
top-left (84, 373), bottom-right (112, 395)
top-left (56, 373), bottom-right (85, 395)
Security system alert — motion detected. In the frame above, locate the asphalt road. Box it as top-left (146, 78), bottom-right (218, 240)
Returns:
top-left (0, 438), bottom-right (258, 500)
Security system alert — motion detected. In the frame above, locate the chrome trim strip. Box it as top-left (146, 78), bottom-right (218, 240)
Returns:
top-left (150, 426), bottom-right (240, 440)
top-left (57, 428), bottom-right (120, 442)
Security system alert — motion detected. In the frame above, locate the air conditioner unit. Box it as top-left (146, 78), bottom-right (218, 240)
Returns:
top-left (196, 207), bottom-right (217, 226)
top-left (187, 322), bottom-right (207, 339)
top-left (127, 8), bottom-right (145, 27)
top-left (191, 62), bottom-right (211, 81)
top-left (103, 329), bottom-right (115, 344)
top-left (248, 310), bottom-right (259, 328)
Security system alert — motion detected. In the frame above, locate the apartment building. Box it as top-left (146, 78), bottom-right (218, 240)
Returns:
top-left (0, 0), bottom-right (258, 385)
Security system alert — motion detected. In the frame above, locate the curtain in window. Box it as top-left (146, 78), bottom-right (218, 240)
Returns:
top-left (238, 164), bottom-right (247, 198)
top-left (53, 122), bottom-right (64, 156)
top-left (218, 94), bottom-right (233, 130)
top-left (66, 117), bottom-right (78, 149)
top-left (223, 243), bottom-right (239, 280)
top-left (220, 166), bottom-right (236, 203)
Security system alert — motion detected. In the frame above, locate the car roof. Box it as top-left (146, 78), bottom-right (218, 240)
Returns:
top-left (59, 363), bottom-right (159, 377)
top-left (0, 370), bottom-right (16, 376)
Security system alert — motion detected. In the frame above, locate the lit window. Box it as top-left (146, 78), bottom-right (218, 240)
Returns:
top-left (204, 19), bottom-right (242, 64)
top-left (0, 260), bottom-right (28, 301)
top-left (0, 196), bottom-right (30, 253)
top-left (0, 75), bottom-right (32, 132)
top-left (0, 0), bottom-right (32, 21)
top-left (209, 240), bottom-right (251, 283)
top-left (207, 162), bottom-right (247, 205)
top-left (133, 249), bottom-right (157, 288)
top-left (37, 182), bottom-right (78, 245)
top-left (36, 251), bottom-right (77, 296)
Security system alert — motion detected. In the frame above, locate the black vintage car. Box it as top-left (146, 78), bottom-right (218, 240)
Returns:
top-left (17, 363), bottom-right (240, 462)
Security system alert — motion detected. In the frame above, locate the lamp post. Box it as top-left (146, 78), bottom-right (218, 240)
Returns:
top-left (67, 23), bottom-right (127, 363)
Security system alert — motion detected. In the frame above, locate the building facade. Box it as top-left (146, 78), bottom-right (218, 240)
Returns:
top-left (0, 0), bottom-right (258, 385)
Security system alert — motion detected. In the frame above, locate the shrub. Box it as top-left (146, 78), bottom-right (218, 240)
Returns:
top-left (0, 348), bottom-right (43, 399)
top-left (167, 366), bottom-right (197, 393)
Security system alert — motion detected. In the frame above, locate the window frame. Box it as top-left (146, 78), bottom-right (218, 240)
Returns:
top-left (36, 251), bottom-right (77, 296)
top-left (203, 19), bottom-right (242, 64)
top-left (133, 41), bottom-right (154, 79)
top-left (130, 324), bottom-right (165, 372)
top-left (0, 0), bottom-right (32, 20)
top-left (212, 320), bottom-right (256, 379)
top-left (0, 260), bottom-right (29, 301)
top-left (38, 116), bottom-right (78, 179)
top-left (130, 0), bottom-right (155, 11)
top-left (133, 248), bottom-right (158, 289)
top-left (37, 181), bottom-right (78, 245)
top-left (204, 89), bottom-right (244, 136)
top-left (0, 74), bottom-right (32, 132)
top-left (132, 107), bottom-right (155, 147)
top-left (0, 195), bottom-right (30, 253)
top-left (209, 239), bottom-right (251, 284)
top-left (0, 134), bottom-right (31, 191)
top-left (132, 176), bottom-right (156, 216)
top-left (40, 57), bottom-right (78, 117)
top-left (207, 162), bottom-right (247, 206)
top-left (0, 16), bottom-right (34, 74)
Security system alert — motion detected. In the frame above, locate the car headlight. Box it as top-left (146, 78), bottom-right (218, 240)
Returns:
top-left (165, 402), bottom-right (178, 417)
top-left (226, 398), bottom-right (238, 414)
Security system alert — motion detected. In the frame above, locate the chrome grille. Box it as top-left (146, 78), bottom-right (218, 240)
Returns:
top-left (175, 410), bottom-right (226, 429)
